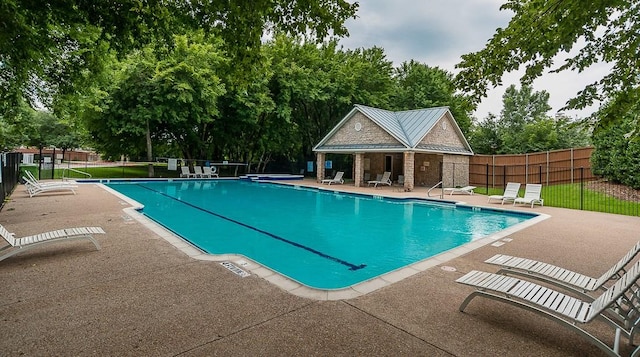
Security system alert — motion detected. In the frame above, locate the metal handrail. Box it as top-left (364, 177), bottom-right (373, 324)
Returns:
top-left (62, 168), bottom-right (92, 180)
top-left (427, 181), bottom-right (443, 198)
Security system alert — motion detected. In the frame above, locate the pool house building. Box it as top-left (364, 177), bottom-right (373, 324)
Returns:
top-left (313, 105), bottom-right (474, 191)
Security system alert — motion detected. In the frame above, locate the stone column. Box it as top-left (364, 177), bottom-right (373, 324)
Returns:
top-left (403, 151), bottom-right (415, 191)
top-left (354, 153), bottom-right (364, 187)
top-left (316, 153), bottom-right (325, 182)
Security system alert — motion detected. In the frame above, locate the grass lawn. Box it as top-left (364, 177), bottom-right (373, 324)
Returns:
top-left (482, 183), bottom-right (640, 216)
top-left (19, 165), bottom-right (640, 216)
top-left (21, 164), bottom-right (180, 180)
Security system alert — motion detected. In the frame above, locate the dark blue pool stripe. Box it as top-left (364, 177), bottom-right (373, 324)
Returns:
top-left (136, 184), bottom-right (366, 271)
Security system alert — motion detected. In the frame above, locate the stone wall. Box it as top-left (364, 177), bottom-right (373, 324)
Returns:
top-left (419, 113), bottom-right (467, 149)
top-left (442, 154), bottom-right (470, 187)
top-left (414, 153), bottom-right (442, 187)
top-left (324, 112), bottom-right (398, 146)
top-left (362, 152), bottom-right (404, 182)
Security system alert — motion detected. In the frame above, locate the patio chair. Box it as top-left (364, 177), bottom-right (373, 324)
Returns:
top-left (180, 166), bottom-right (195, 178)
top-left (485, 240), bottom-right (640, 298)
top-left (24, 171), bottom-right (75, 188)
top-left (487, 182), bottom-right (521, 204)
top-left (22, 175), bottom-right (78, 198)
top-left (456, 259), bottom-right (640, 357)
top-left (202, 166), bottom-right (219, 178)
top-left (321, 171), bottom-right (344, 185)
top-left (193, 166), bottom-right (204, 178)
top-left (0, 223), bottom-right (104, 262)
top-left (368, 172), bottom-right (392, 187)
top-left (513, 183), bottom-right (544, 207)
top-left (443, 185), bottom-right (476, 195)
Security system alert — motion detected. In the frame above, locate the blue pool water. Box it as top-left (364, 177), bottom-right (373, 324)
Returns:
top-left (106, 180), bottom-right (534, 289)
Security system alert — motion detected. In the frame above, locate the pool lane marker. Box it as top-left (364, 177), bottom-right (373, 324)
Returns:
top-left (136, 184), bottom-right (366, 271)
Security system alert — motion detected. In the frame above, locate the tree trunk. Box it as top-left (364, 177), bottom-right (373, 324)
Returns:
top-left (146, 118), bottom-right (155, 177)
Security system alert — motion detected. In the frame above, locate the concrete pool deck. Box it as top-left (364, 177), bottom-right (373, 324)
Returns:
top-left (1, 179), bottom-right (639, 356)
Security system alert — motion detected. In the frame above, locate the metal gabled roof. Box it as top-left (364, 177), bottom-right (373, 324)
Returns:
top-left (352, 105), bottom-right (410, 147)
top-left (314, 104), bottom-right (473, 155)
top-left (395, 107), bottom-right (449, 147)
top-left (354, 104), bottom-right (450, 148)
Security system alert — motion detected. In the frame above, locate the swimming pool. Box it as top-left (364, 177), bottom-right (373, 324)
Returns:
top-left (105, 180), bottom-right (537, 290)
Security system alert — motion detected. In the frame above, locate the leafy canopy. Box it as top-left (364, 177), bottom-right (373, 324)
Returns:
top-left (455, 0), bottom-right (640, 112)
top-left (1, 0), bottom-right (358, 111)
top-left (391, 60), bottom-right (473, 134)
top-left (469, 85), bottom-right (590, 154)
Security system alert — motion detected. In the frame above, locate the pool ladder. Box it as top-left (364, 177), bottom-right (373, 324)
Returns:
top-left (427, 181), bottom-right (443, 198)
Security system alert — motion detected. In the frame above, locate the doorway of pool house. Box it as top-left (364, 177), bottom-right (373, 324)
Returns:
top-left (385, 155), bottom-right (393, 178)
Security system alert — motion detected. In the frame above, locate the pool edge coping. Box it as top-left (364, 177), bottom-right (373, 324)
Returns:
top-left (97, 181), bottom-right (550, 301)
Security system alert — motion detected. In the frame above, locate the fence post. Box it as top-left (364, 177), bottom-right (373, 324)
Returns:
top-left (580, 167), bottom-right (584, 211)
top-left (485, 163), bottom-right (489, 193)
top-left (539, 165), bottom-right (542, 184)
top-left (52, 147), bottom-right (56, 179)
top-left (502, 166), bottom-right (506, 188)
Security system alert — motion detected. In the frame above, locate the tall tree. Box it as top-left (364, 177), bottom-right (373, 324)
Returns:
top-left (2, 0), bottom-right (358, 112)
top-left (391, 60), bottom-right (473, 134)
top-left (455, 1), bottom-right (640, 115)
top-left (499, 84), bottom-right (552, 151)
top-left (469, 85), bottom-right (590, 154)
top-left (266, 36), bottom-right (394, 158)
top-left (468, 113), bottom-right (502, 154)
top-left (84, 33), bottom-right (227, 176)
top-left (591, 88), bottom-right (640, 189)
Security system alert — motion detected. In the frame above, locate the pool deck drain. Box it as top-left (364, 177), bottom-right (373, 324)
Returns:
top-left (221, 262), bottom-right (251, 277)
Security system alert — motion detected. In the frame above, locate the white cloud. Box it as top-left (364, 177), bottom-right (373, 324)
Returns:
top-left (339, 0), bottom-right (606, 120)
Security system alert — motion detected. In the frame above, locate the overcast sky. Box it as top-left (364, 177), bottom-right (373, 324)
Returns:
top-left (338, 0), bottom-right (609, 120)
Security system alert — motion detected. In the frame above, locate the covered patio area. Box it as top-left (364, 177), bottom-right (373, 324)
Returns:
top-left (313, 105), bottom-right (474, 191)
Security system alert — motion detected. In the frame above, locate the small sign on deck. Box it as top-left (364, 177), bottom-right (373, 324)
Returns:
top-left (220, 261), bottom-right (250, 277)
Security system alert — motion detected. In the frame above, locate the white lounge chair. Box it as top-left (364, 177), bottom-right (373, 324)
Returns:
top-left (485, 240), bottom-right (640, 298)
top-left (203, 166), bottom-right (219, 178)
top-left (23, 176), bottom-right (78, 198)
top-left (457, 259), bottom-right (640, 357)
top-left (487, 182), bottom-right (521, 204)
top-left (180, 166), bottom-right (195, 178)
top-left (24, 171), bottom-right (75, 188)
top-left (193, 166), bottom-right (205, 178)
top-left (443, 185), bottom-right (476, 195)
top-left (513, 183), bottom-right (544, 207)
top-left (368, 172), bottom-right (392, 187)
top-left (0, 223), bottom-right (104, 262)
top-left (321, 171), bottom-right (344, 185)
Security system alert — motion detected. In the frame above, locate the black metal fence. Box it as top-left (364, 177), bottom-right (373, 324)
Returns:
top-left (469, 163), bottom-right (640, 217)
top-left (1, 152), bottom-right (21, 209)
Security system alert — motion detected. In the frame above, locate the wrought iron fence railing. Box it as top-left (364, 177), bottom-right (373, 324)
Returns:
top-left (467, 163), bottom-right (640, 217)
top-left (1, 152), bottom-right (21, 209)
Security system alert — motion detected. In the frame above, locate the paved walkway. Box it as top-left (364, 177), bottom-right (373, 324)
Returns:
top-left (1, 179), bottom-right (639, 356)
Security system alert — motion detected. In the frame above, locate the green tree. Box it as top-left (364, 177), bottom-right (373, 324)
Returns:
top-left (266, 36), bottom-right (394, 159)
top-left (2, 1), bottom-right (358, 112)
top-left (468, 113), bottom-right (502, 154)
top-left (499, 84), bottom-right (552, 152)
top-left (0, 100), bottom-right (34, 149)
top-left (25, 111), bottom-right (68, 150)
top-left (84, 33), bottom-right (227, 176)
top-left (391, 60), bottom-right (474, 134)
top-left (469, 85), bottom-right (590, 154)
top-left (455, 1), bottom-right (640, 114)
top-left (591, 89), bottom-right (640, 189)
